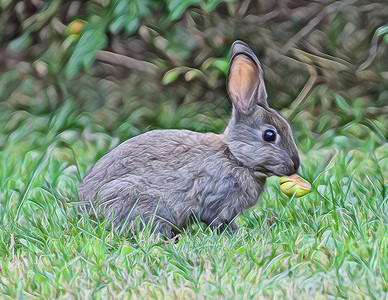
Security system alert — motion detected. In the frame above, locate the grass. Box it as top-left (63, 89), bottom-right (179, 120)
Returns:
top-left (0, 94), bottom-right (387, 299)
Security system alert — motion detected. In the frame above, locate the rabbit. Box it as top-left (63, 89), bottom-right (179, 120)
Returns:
top-left (77, 40), bottom-right (300, 238)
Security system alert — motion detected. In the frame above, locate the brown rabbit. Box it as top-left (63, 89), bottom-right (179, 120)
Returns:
top-left (77, 41), bottom-right (300, 237)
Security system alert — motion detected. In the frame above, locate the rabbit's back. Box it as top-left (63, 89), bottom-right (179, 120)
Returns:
top-left (78, 129), bottom-right (263, 230)
top-left (79, 130), bottom-right (226, 201)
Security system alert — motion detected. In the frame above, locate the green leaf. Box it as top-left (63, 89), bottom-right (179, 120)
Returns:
top-left (204, 0), bottom-right (230, 12)
top-left (113, 0), bottom-right (129, 16)
top-left (125, 18), bottom-right (140, 34)
top-left (376, 25), bottom-right (388, 37)
top-left (162, 69), bottom-right (180, 85)
top-left (8, 30), bottom-right (31, 53)
top-left (65, 22), bottom-right (107, 78)
top-left (136, 0), bottom-right (151, 16)
top-left (236, 244), bottom-right (248, 254)
top-left (212, 58), bottom-right (229, 75)
top-left (334, 94), bottom-right (352, 112)
top-left (168, 0), bottom-right (201, 20)
top-left (184, 69), bottom-right (204, 81)
top-left (109, 15), bottom-right (128, 34)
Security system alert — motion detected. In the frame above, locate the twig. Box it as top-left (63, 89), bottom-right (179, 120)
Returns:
top-left (52, 17), bottom-right (66, 33)
top-left (95, 50), bottom-right (159, 74)
top-left (287, 64), bottom-right (318, 121)
top-left (358, 24), bottom-right (388, 71)
top-left (366, 106), bottom-right (388, 116)
top-left (281, 0), bottom-right (356, 55)
top-left (291, 48), bottom-right (349, 71)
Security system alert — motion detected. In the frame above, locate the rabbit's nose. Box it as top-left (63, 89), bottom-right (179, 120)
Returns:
top-left (292, 155), bottom-right (300, 172)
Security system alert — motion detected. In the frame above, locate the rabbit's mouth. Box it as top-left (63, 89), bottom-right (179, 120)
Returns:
top-left (253, 169), bottom-right (268, 180)
top-left (253, 165), bottom-right (297, 178)
top-left (253, 166), bottom-right (275, 178)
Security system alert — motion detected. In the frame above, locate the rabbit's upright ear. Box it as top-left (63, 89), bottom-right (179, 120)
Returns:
top-left (227, 41), bottom-right (268, 112)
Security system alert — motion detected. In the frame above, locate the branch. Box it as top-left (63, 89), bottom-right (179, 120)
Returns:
top-left (286, 64), bottom-right (318, 121)
top-left (281, 0), bottom-right (356, 55)
top-left (95, 50), bottom-right (158, 74)
top-left (358, 24), bottom-right (388, 71)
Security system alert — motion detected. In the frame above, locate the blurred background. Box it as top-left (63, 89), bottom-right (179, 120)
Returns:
top-left (0, 0), bottom-right (387, 163)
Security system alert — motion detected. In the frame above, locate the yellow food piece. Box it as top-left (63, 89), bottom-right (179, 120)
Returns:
top-left (69, 20), bottom-right (85, 35)
top-left (279, 174), bottom-right (311, 197)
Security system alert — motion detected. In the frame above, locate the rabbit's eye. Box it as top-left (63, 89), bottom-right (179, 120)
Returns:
top-left (263, 130), bottom-right (276, 142)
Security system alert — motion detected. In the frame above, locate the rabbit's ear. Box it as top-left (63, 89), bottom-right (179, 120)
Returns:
top-left (227, 41), bottom-right (268, 112)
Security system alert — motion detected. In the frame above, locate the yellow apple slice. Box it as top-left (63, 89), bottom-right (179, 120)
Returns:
top-left (279, 174), bottom-right (311, 197)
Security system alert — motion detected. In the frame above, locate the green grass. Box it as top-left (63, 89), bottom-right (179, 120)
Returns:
top-left (0, 98), bottom-right (388, 299)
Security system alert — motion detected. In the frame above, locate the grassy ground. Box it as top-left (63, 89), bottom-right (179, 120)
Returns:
top-left (0, 95), bottom-right (387, 298)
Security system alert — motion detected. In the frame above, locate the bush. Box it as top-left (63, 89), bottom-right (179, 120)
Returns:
top-left (0, 0), bottom-right (387, 138)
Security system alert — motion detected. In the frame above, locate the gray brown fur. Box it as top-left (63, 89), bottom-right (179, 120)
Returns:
top-left (77, 41), bottom-right (300, 237)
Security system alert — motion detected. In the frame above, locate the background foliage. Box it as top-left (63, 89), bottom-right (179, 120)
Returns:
top-left (1, 0), bottom-right (388, 134)
top-left (0, 0), bottom-right (388, 298)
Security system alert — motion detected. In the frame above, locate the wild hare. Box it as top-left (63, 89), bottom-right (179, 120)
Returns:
top-left (78, 41), bottom-right (300, 238)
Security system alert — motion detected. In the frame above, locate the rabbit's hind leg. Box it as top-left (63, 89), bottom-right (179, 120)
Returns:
top-left (105, 194), bottom-right (178, 239)
top-left (139, 197), bottom-right (179, 239)
top-left (96, 179), bottom-right (178, 238)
